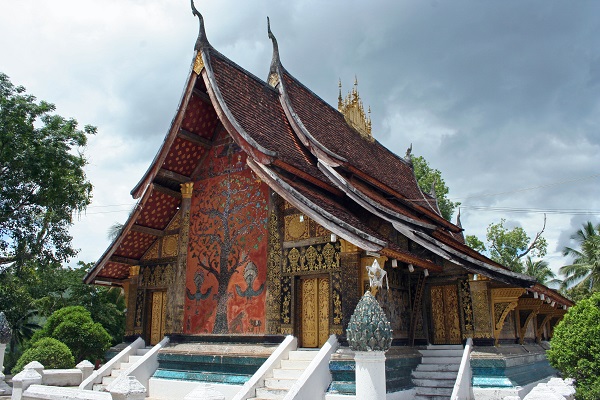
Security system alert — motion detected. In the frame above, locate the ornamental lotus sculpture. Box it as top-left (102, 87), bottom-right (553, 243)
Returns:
top-left (0, 312), bottom-right (11, 345)
top-left (346, 291), bottom-right (392, 352)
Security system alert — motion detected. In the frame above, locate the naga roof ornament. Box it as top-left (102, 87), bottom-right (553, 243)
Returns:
top-left (338, 77), bottom-right (373, 141)
top-left (267, 17), bottom-right (281, 87)
top-left (191, 0), bottom-right (209, 51)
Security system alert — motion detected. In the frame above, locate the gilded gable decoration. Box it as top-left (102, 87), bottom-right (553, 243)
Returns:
top-left (338, 77), bottom-right (373, 141)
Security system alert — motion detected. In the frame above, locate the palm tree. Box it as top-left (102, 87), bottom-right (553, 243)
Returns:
top-left (524, 256), bottom-right (561, 287)
top-left (560, 221), bottom-right (600, 291)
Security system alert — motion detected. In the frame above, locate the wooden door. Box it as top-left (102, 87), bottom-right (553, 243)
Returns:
top-left (430, 285), bottom-right (461, 344)
top-left (300, 276), bottom-right (330, 348)
top-left (150, 291), bottom-right (167, 345)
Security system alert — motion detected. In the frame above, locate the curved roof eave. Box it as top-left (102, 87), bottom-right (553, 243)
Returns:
top-left (131, 66), bottom-right (199, 199)
top-left (84, 185), bottom-right (156, 284)
top-left (247, 158), bottom-right (385, 252)
top-left (318, 161), bottom-right (437, 230)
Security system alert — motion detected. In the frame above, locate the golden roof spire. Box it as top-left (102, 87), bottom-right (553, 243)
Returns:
top-left (338, 77), bottom-right (373, 141)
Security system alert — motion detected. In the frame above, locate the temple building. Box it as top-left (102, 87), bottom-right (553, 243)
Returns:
top-left (84, 6), bottom-right (572, 399)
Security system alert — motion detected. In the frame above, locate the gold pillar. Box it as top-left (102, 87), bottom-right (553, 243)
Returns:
top-left (165, 182), bottom-right (194, 334)
top-left (125, 265), bottom-right (140, 336)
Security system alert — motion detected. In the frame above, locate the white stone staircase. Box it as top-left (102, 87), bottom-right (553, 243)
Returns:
top-left (248, 350), bottom-right (318, 400)
top-left (93, 347), bottom-right (151, 392)
top-left (412, 344), bottom-right (463, 400)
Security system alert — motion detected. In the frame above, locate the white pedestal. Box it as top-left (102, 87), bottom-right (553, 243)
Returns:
top-left (0, 343), bottom-right (6, 374)
top-left (354, 351), bottom-right (386, 400)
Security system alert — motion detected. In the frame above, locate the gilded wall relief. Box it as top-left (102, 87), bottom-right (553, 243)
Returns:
top-left (470, 280), bottom-right (493, 338)
top-left (139, 263), bottom-right (175, 288)
top-left (184, 134), bottom-right (269, 335)
top-left (283, 243), bottom-right (341, 273)
top-left (459, 280), bottom-right (474, 338)
top-left (266, 194), bottom-right (283, 334)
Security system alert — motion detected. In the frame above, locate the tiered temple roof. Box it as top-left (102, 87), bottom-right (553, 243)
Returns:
top-left (85, 7), bottom-right (572, 308)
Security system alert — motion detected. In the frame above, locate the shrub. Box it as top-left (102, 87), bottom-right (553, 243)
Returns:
top-left (31, 305), bottom-right (112, 363)
top-left (12, 337), bottom-right (74, 374)
top-left (547, 292), bottom-right (600, 399)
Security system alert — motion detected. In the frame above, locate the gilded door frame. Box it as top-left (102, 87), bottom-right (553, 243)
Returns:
top-left (145, 289), bottom-right (167, 345)
top-left (296, 274), bottom-right (330, 348)
top-left (430, 284), bottom-right (462, 345)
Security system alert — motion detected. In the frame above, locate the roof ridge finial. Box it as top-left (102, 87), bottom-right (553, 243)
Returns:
top-left (456, 207), bottom-right (463, 228)
top-left (267, 17), bottom-right (281, 87)
top-left (405, 143), bottom-right (413, 165)
top-left (338, 79), bottom-right (343, 110)
top-left (191, 0), bottom-right (209, 50)
top-left (430, 176), bottom-right (437, 197)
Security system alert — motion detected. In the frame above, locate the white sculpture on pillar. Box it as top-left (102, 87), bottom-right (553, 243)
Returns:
top-left (0, 311), bottom-right (12, 395)
top-left (366, 259), bottom-right (389, 295)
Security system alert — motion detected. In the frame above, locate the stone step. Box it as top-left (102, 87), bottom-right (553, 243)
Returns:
top-left (119, 362), bottom-right (133, 369)
top-left (412, 371), bottom-right (458, 380)
top-left (426, 344), bottom-right (463, 350)
top-left (92, 383), bottom-right (106, 392)
top-left (101, 376), bottom-right (115, 386)
top-left (128, 355), bottom-right (144, 363)
top-left (415, 386), bottom-right (453, 396)
top-left (421, 356), bottom-right (462, 364)
top-left (288, 350), bottom-right (318, 361)
top-left (272, 368), bottom-right (303, 380)
top-left (416, 363), bottom-right (460, 372)
top-left (419, 349), bottom-right (463, 357)
top-left (136, 348), bottom-right (151, 355)
top-left (255, 387), bottom-right (288, 399)
top-left (413, 378), bottom-right (455, 388)
top-left (264, 377), bottom-right (296, 390)
top-left (415, 395), bottom-right (450, 400)
top-left (280, 359), bottom-right (311, 369)
top-left (110, 369), bottom-right (124, 377)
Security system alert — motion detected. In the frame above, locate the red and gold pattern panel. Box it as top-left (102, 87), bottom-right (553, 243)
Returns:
top-left (97, 261), bottom-right (130, 280)
top-left (161, 137), bottom-right (207, 177)
top-left (181, 94), bottom-right (219, 140)
top-left (115, 230), bottom-right (156, 260)
top-left (136, 191), bottom-right (180, 230)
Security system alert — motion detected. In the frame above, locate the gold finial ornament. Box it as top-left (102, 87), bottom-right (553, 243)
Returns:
top-left (130, 265), bottom-right (140, 277)
top-left (338, 77), bottom-right (373, 141)
top-left (181, 182), bottom-right (194, 199)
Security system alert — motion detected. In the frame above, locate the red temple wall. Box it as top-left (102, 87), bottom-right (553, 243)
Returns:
top-left (184, 136), bottom-right (269, 335)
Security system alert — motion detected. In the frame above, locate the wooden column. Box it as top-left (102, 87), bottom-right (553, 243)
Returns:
top-left (515, 298), bottom-right (542, 344)
top-left (491, 288), bottom-right (525, 345)
top-left (125, 266), bottom-right (140, 337)
top-left (165, 182), bottom-right (193, 334)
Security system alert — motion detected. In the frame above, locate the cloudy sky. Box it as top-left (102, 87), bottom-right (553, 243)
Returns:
top-left (1, 0), bottom-right (599, 277)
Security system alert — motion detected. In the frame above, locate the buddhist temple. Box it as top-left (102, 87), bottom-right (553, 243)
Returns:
top-left (84, 4), bottom-right (572, 399)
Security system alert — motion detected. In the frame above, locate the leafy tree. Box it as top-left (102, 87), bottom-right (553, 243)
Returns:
top-left (12, 337), bottom-right (74, 374)
top-left (32, 306), bottom-right (111, 363)
top-left (412, 155), bottom-right (460, 221)
top-left (523, 256), bottom-right (559, 286)
top-left (0, 73), bottom-right (94, 272)
top-left (465, 217), bottom-right (547, 272)
top-left (560, 221), bottom-right (600, 292)
top-left (547, 292), bottom-right (600, 399)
